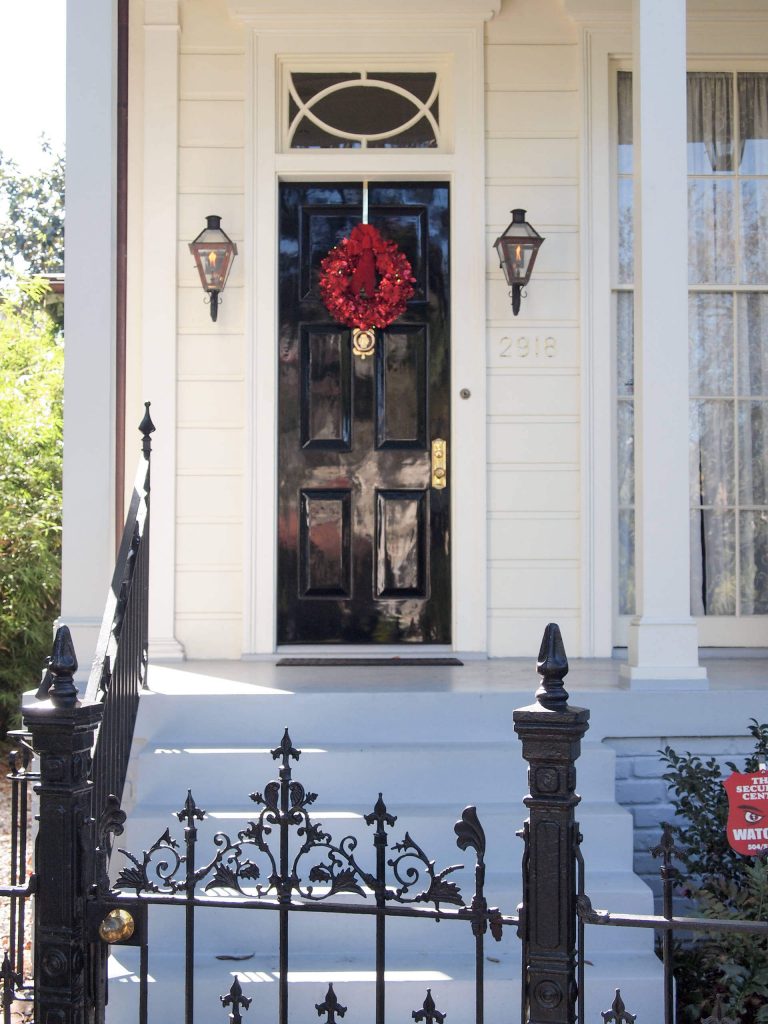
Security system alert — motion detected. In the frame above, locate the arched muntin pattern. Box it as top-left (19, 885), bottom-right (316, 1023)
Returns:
top-left (286, 70), bottom-right (440, 149)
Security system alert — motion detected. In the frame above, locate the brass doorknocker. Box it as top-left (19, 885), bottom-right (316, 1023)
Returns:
top-left (352, 328), bottom-right (376, 360)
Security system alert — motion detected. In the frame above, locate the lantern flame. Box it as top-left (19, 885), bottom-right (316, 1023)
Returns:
top-left (208, 251), bottom-right (218, 267)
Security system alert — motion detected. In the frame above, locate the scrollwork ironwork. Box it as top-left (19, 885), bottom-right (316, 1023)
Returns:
top-left (388, 832), bottom-right (464, 911)
top-left (114, 731), bottom-right (491, 923)
top-left (576, 894), bottom-right (611, 925)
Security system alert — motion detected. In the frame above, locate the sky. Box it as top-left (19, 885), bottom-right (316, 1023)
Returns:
top-left (0, 1), bottom-right (66, 171)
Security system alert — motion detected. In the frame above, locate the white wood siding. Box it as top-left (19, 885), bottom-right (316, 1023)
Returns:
top-left (485, 0), bottom-right (582, 654)
top-left (168, 0), bottom-right (583, 658)
top-left (176, 0), bottom-right (247, 657)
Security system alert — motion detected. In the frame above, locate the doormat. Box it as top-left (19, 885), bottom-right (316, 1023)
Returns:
top-left (276, 657), bottom-right (464, 667)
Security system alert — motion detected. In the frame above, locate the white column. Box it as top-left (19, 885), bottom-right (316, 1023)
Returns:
top-left (142, 0), bottom-right (185, 660)
top-left (622, 0), bottom-right (706, 688)
top-left (61, 0), bottom-right (118, 677)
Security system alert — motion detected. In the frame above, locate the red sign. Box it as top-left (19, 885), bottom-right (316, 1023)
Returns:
top-left (724, 770), bottom-right (768, 855)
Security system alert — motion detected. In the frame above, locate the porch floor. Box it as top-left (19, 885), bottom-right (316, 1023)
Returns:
top-left (144, 654), bottom-right (768, 745)
top-left (147, 653), bottom-right (768, 695)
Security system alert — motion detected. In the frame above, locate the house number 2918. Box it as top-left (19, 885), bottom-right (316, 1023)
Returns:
top-left (499, 336), bottom-right (557, 359)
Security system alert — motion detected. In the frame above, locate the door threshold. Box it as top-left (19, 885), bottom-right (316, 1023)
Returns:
top-left (274, 644), bottom-right (455, 656)
top-left (276, 656), bottom-right (464, 667)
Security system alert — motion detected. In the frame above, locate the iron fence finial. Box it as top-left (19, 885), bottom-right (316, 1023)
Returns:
top-left (272, 728), bottom-right (300, 766)
top-left (535, 622), bottom-right (570, 709)
top-left (601, 989), bottom-right (636, 1023)
top-left (221, 976), bottom-right (252, 1024)
top-left (412, 989), bottom-right (446, 1024)
top-left (139, 401), bottom-right (155, 461)
top-left (47, 624), bottom-right (79, 708)
top-left (315, 983), bottom-right (347, 1023)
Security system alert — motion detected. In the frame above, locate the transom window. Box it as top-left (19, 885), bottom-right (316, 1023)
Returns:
top-left (615, 69), bottom-right (768, 630)
top-left (284, 69), bottom-right (441, 150)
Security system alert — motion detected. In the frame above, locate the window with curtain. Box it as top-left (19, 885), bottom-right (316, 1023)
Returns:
top-left (615, 70), bottom-right (768, 630)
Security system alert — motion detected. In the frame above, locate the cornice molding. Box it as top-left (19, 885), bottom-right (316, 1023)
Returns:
top-left (563, 0), bottom-right (768, 24)
top-left (225, 0), bottom-right (500, 28)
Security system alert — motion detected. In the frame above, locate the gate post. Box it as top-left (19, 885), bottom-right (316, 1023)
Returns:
top-left (23, 626), bottom-right (103, 1024)
top-left (513, 624), bottom-right (589, 1024)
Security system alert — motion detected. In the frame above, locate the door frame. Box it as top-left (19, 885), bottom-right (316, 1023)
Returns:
top-left (236, 11), bottom-right (492, 654)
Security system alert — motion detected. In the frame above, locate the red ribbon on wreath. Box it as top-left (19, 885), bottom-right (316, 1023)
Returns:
top-left (318, 223), bottom-right (415, 332)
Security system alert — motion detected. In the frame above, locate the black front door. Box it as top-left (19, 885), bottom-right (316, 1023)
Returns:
top-left (277, 182), bottom-right (450, 644)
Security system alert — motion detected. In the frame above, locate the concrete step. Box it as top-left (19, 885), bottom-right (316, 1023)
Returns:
top-left (105, 679), bottom-right (663, 1024)
top-left (105, 945), bottom-right (665, 1024)
top-left (125, 739), bottom-right (618, 810)
top-left (132, 686), bottom-right (586, 748)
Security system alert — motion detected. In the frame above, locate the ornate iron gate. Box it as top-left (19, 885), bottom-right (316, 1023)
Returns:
top-left (4, 617), bottom-right (768, 1023)
top-left (90, 729), bottom-right (510, 1024)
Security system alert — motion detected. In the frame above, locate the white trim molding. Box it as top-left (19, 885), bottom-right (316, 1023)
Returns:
top-left (226, 1), bottom-right (500, 27)
top-left (142, 0), bottom-right (185, 661)
top-left (235, 12), bottom-right (493, 655)
top-left (578, 22), bottom-right (631, 657)
top-left (61, 0), bottom-right (119, 677)
top-left (564, 0), bottom-right (768, 21)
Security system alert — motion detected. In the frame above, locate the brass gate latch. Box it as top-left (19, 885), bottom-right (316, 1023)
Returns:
top-left (431, 438), bottom-right (447, 489)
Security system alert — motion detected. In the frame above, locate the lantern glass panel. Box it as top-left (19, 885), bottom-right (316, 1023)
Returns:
top-left (496, 238), bottom-right (538, 286)
top-left (193, 243), bottom-right (235, 291)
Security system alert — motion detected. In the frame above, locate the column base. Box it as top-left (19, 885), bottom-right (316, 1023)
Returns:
top-left (148, 636), bottom-right (186, 661)
top-left (621, 616), bottom-right (708, 690)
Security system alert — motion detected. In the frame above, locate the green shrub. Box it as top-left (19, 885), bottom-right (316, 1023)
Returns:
top-left (659, 722), bottom-right (768, 1023)
top-left (0, 278), bottom-right (63, 734)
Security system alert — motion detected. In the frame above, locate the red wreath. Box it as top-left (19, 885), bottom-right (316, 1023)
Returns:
top-left (318, 223), bottom-right (415, 332)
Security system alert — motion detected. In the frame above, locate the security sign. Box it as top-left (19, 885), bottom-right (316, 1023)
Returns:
top-left (724, 770), bottom-right (768, 855)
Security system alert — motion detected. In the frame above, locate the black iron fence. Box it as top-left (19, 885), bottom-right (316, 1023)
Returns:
top-left (1, 466), bottom-right (767, 1024)
top-left (94, 729), bottom-right (510, 1024)
top-left (0, 407), bottom-right (154, 1024)
top-left (0, 736), bottom-right (36, 1023)
top-left (85, 403), bottom-right (154, 822)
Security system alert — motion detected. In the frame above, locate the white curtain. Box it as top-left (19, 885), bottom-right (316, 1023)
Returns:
top-left (739, 73), bottom-right (768, 175)
top-left (688, 73), bottom-right (768, 616)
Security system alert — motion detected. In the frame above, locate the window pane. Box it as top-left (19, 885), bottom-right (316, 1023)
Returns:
top-left (740, 181), bottom-right (768, 284)
top-left (369, 72), bottom-right (437, 104)
top-left (687, 72), bottom-right (734, 174)
top-left (689, 292), bottom-right (733, 396)
top-left (618, 509), bottom-right (635, 616)
top-left (369, 116), bottom-right (437, 149)
top-left (738, 293), bottom-right (768, 396)
top-left (617, 399), bottom-right (634, 507)
top-left (688, 180), bottom-right (735, 283)
top-left (617, 291), bottom-right (634, 395)
top-left (618, 178), bottom-right (634, 284)
top-left (291, 120), bottom-right (361, 148)
top-left (312, 86), bottom-right (421, 136)
top-left (738, 401), bottom-right (768, 506)
top-left (740, 511), bottom-right (768, 614)
top-left (288, 71), bottom-right (439, 150)
top-left (291, 73), bottom-right (359, 104)
top-left (617, 70), bottom-right (633, 174)
top-left (738, 73), bottom-right (768, 175)
top-left (690, 509), bottom-right (737, 615)
top-left (689, 400), bottom-right (735, 507)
